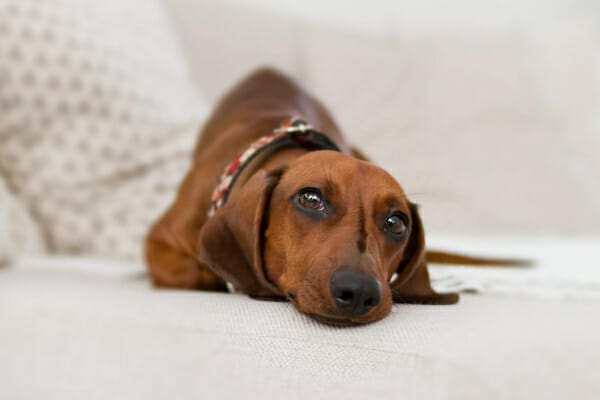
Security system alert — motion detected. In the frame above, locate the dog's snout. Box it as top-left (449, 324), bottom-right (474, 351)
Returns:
top-left (330, 269), bottom-right (382, 316)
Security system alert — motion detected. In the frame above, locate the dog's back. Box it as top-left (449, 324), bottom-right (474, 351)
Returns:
top-left (194, 68), bottom-right (348, 160)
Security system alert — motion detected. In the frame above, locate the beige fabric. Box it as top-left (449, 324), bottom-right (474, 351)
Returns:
top-left (0, 177), bottom-right (45, 266)
top-left (0, 0), bottom-right (206, 260)
top-left (1, 236), bottom-right (599, 399)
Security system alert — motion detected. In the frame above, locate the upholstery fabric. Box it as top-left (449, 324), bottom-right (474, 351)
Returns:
top-left (0, 0), bottom-right (206, 260)
top-left (1, 236), bottom-right (599, 399)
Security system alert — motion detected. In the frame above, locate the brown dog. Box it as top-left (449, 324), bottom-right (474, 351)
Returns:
top-left (146, 68), bottom-right (468, 325)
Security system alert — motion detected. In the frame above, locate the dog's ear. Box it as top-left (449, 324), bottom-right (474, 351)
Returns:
top-left (390, 202), bottom-right (459, 304)
top-left (198, 169), bottom-right (283, 299)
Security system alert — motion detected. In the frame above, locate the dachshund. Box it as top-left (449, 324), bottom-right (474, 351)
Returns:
top-left (145, 68), bottom-right (518, 325)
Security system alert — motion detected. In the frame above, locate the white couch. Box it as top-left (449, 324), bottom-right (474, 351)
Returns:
top-left (1, 1), bottom-right (600, 399)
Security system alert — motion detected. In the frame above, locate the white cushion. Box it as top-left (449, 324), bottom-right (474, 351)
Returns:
top-left (0, 0), bottom-right (206, 260)
top-left (165, 0), bottom-right (600, 235)
top-left (1, 236), bottom-right (598, 399)
top-left (301, 26), bottom-right (600, 235)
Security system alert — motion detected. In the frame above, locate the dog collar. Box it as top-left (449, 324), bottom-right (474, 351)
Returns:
top-left (208, 118), bottom-right (341, 217)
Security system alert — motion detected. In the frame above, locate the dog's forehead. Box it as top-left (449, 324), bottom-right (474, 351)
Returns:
top-left (282, 150), bottom-right (405, 196)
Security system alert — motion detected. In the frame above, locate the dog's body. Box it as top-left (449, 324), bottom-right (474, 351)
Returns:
top-left (146, 68), bottom-right (459, 325)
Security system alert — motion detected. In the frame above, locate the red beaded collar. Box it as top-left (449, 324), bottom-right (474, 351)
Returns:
top-left (207, 118), bottom-right (341, 217)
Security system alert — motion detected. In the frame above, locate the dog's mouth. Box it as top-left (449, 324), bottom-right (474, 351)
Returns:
top-left (308, 313), bottom-right (365, 327)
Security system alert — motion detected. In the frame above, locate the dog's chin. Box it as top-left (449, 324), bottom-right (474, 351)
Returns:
top-left (296, 303), bottom-right (390, 326)
top-left (309, 314), bottom-right (365, 327)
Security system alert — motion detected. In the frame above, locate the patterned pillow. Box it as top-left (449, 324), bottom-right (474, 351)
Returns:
top-left (0, 0), bottom-right (206, 260)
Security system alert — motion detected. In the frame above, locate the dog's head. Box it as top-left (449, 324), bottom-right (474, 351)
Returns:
top-left (199, 151), bottom-right (456, 325)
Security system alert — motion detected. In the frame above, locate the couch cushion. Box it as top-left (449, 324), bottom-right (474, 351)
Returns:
top-left (165, 0), bottom-right (600, 235)
top-left (300, 25), bottom-right (600, 235)
top-left (0, 0), bottom-right (206, 260)
top-left (1, 237), bottom-right (599, 400)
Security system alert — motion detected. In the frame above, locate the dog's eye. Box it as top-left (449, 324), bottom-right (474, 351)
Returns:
top-left (297, 188), bottom-right (325, 212)
top-left (384, 213), bottom-right (408, 237)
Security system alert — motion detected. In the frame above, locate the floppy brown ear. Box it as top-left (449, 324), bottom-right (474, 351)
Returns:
top-left (198, 169), bottom-right (284, 300)
top-left (390, 202), bottom-right (459, 305)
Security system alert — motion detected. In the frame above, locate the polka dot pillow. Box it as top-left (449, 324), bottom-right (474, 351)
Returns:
top-left (0, 0), bottom-right (207, 260)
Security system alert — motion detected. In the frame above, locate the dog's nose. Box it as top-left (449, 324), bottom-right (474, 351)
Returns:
top-left (330, 269), bottom-right (382, 316)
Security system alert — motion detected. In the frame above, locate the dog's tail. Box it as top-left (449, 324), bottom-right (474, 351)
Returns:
top-left (425, 250), bottom-right (533, 267)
